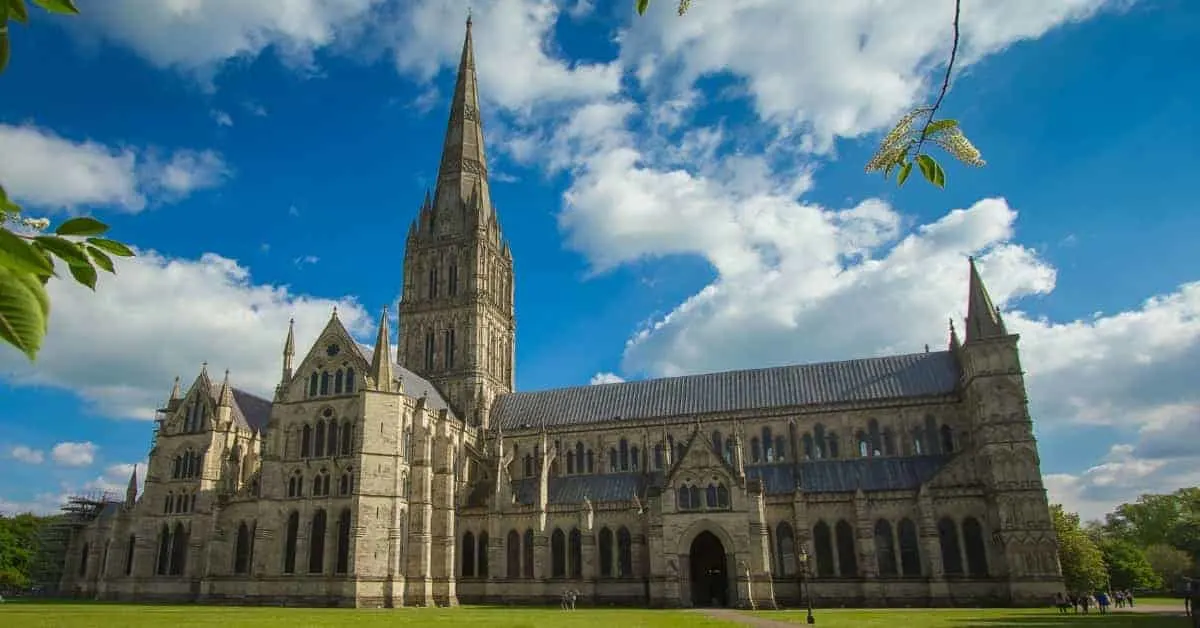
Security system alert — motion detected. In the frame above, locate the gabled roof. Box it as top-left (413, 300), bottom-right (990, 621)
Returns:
top-left (230, 388), bottom-right (272, 433)
top-left (492, 351), bottom-right (960, 429)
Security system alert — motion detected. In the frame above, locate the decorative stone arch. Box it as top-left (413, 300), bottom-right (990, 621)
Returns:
top-left (674, 518), bottom-right (742, 608)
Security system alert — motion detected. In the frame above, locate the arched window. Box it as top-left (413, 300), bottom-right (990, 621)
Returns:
top-left (775, 435), bottom-right (787, 462)
top-left (234, 522), bottom-right (252, 574)
top-left (827, 432), bottom-right (841, 458)
top-left (301, 425), bottom-right (312, 458)
top-left (813, 424), bottom-right (827, 459)
top-left (448, 262), bottom-right (459, 296)
top-left (813, 521), bottom-right (834, 577)
top-left (156, 524), bottom-right (171, 575)
top-left (334, 369), bottom-right (344, 395)
top-left (575, 442), bottom-right (585, 471)
top-left (598, 527), bottom-right (613, 577)
top-left (566, 450), bottom-right (575, 474)
top-left (478, 531), bottom-right (489, 577)
top-left (925, 416), bottom-right (940, 454)
top-left (78, 543), bottom-right (89, 577)
top-left (319, 371), bottom-right (330, 396)
top-left (938, 517), bottom-right (964, 575)
top-left (462, 532), bottom-right (477, 578)
top-left (309, 510), bottom-right (327, 574)
top-left (307, 373), bottom-right (318, 398)
top-left (164, 492), bottom-right (174, 514)
top-left (609, 448), bottom-right (618, 472)
top-left (522, 529), bottom-right (535, 579)
top-left (717, 483), bottom-right (730, 508)
top-left (776, 522), bottom-right (796, 576)
top-left (617, 526), bottom-right (633, 577)
top-left (569, 528), bottom-right (583, 578)
top-left (401, 471), bottom-right (410, 499)
top-left (677, 485), bottom-right (691, 510)
top-left (898, 518), bottom-right (921, 576)
top-left (283, 511), bottom-right (299, 574)
top-left (326, 421), bottom-right (338, 457)
top-left (857, 430), bottom-right (870, 457)
top-left (551, 528), bottom-right (566, 578)
top-left (802, 434), bottom-right (814, 459)
top-left (169, 522), bottom-right (187, 576)
top-left (912, 428), bottom-right (925, 454)
top-left (506, 530), bottom-right (520, 579)
top-left (762, 427), bottom-right (774, 462)
top-left (750, 437), bottom-right (761, 463)
top-left (340, 421), bottom-right (353, 455)
top-left (706, 484), bottom-right (718, 508)
top-left (835, 520), bottom-right (858, 577)
top-left (619, 439), bottom-right (629, 471)
top-left (882, 428), bottom-right (896, 456)
top-left (868, 419), bottom-right (882, 456)
top-left (335, 509), bottom-right (351, 574)
top-left (962, 517), bottom-right (989, 576)
top-left (630, 445), bottom-right (640, 471)
top-left (724, 438), bottom-right (735, 464)
top-left (523, 454), bottom-right (534, 478)
top-left (875, 519), bottom-right (898, 576)
top-left (940, 425), bottom-right (955, 454)
top-left (345, 368), bottom-right (356, 393)
top-left (124, 534), bottom-right (136, 576)
top-left (654, 443), bottom-right (664, 469)
top-left (314, 420), bottom-right (326, 458)
top-left (689, 485), bottom-right (701, 508)
top-left (586, 449), bottom-right (594, 473)
top-left (712, 431), bottom-right (723, 457)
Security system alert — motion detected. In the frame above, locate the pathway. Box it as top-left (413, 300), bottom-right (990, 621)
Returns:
top-left (692, 608), bottom-right (796, 628)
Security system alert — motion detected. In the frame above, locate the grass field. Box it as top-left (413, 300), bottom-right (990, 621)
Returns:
top-left (0, 602), bottom-right (1189, 628)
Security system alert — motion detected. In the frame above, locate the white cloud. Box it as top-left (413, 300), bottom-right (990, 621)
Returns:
top-left (211, 109), bottom-right (234, 126)
top-left (52, 441), bottom-right (97, 467)
top-left (0, 251), bottom-right (371, 420)
top-left (589, 372), bottom-right (625, 385)
top-left (9, 445), bottom-right (45, 464)
top-left (0, 461), bottom-right (148, 516)
top-left (74, 0), bottom-right (384, 79)
top-left (294, 255), bottom-right (321, 267)
top-left (0, 124), bottom-right (229, 212)
top-left (84, 462), bottom-right (148, 497)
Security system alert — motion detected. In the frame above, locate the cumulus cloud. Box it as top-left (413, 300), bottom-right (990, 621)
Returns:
top-left (0, 124), bottom-right (229, 212)
top-left (589, 372), bottom-right (625, 385)
top-left (9, 445), bottom-right (45, 465)
top-left (211, 109), bottom-right (234, 127)
top-left (0, 251), bottom-right (372, 419)
top-left (0, 461), bottom-right (148, 516)
top-left (52, 441), bottom-right (97, 467)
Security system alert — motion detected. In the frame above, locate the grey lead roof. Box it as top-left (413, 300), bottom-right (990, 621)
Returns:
top-left (231, 388), bottom-right (272, 433)
top-left (506, 456), bottom-right (950, 506)
top-left (353, 345), bottom-right (453, 415)
top-left (492, 351), bottom-right (960, 430)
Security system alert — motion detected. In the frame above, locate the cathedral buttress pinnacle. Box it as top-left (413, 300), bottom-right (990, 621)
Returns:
top-left (371, 307), bottom-right (394, 393)
top-left (965, 256), bottom-right (1008, 342)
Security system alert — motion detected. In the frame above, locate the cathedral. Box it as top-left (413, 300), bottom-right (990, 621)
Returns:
top-left (57, 18), bottom-right (1063, 609)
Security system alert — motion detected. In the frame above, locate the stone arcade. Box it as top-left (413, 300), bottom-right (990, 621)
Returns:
top-left (58, 17), bottom-right (1064, 609)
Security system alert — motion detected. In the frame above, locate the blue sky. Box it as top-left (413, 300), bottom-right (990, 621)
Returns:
top-left (1, 0), bottom-right (1198, 521)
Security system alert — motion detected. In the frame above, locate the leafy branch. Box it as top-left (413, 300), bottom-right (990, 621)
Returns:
top-left (635, 0), bottom-right (985, 190)
top-left (0, 0), bottom-right (137, 362)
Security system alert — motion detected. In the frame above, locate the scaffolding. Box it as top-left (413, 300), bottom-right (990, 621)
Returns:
top-left (27, 491), bottom-right (116, 595)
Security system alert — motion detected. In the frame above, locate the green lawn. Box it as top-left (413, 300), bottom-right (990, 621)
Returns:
top-left (752, 607), bottom-right (1187, 626)
top-left (0, 603), bottom-right (1190, 628)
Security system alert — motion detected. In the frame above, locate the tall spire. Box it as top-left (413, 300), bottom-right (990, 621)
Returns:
top-left (125, 466), bottom-right (138, 507)
top-left (370, 307), bottom-right (394, 393)
top-left (282, 317), bottom-right (296, 381)
top-left (433, 16), bottom-right (492, 217)
top-left (965, 256), bottom-right (1007, 342)
top-left (219, 369), bottom-right (234, 407)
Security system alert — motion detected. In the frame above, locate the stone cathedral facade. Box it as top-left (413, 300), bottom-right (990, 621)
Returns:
top-left (58, 19), bottom-right (1063, 609)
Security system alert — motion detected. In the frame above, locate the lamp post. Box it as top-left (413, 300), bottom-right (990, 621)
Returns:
top-left (798, 548), bottom-right (815, 624)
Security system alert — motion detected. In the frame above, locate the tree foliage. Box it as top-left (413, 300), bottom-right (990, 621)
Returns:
top-left (0, 513), bottom-right (48, 590)
top-left (1144, 543), bottom-right (1193, 590)
top-left (1099, 538), bottom-right (1160, 591)
top-left (635, 0), bottom-right (985, 190)
top-left (0, 0), bottom-right (136, 362)
top-left (1052, 503), bottom-right (1108, 593)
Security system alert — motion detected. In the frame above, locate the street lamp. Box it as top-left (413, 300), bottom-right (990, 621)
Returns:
top-left (798, 548), bottom-right (815, 624)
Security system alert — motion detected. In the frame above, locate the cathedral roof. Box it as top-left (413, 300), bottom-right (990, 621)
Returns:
top-left (229, 388), bottom-right (272, 433)
top-left (352, 344), bottom-right (454, 416)
top-left (492, 350), bottom-right (959, 430)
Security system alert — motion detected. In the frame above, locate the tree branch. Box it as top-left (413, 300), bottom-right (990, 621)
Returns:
top-left (913, 0), bottom-right (962, 158)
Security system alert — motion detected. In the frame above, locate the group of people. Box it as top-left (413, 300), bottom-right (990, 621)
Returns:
top-left (1053, 590), bottom-right (1134, 614)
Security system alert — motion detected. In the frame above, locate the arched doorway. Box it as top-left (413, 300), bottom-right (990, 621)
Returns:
top-left (689, 531), bottom-right (729, 607)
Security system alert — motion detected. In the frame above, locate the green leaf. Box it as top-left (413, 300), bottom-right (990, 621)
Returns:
top-left (33, 235), bottom-right (89, 266)
top-left (9, 0), bottom-right (29, 25)
top-left (636, 0), bottom-right (650, 15)
top-left (924, 119), bottom-right (959, 136)
top-left (67, 261), bottom-right (96, 290)
top-left (0, 228), bottom-right (54, 276)
top-left (31, 0), bottom-right (77, 15)
top-left (917, 154), bottom-right (947, 189)
top-left (897, 161), bottom-right (914, 187)
top-left (0, 264), bottom-right (50, 361)
top-left (86, 245), bottom-right (114, 273)
top-left (54, 216), bottom-right (109, 237)
top-left (85, 237), bottom-right (134, 257)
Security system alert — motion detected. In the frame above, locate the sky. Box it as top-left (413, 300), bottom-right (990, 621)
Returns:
top-left (1, 0), bottom-right (1198, 523)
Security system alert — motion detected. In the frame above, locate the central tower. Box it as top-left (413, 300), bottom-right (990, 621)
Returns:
top-left (398, 17), bottom-right (515, 428)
